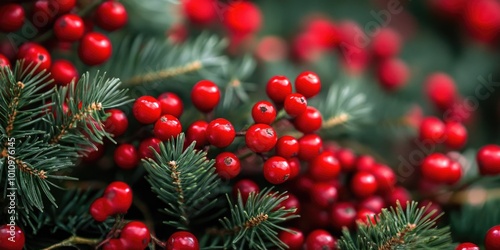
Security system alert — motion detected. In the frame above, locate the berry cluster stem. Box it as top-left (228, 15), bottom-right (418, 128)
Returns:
top-left (41, 235), bottom-right (101, 250)
top-left (124, 60), bottom-right (203, 86)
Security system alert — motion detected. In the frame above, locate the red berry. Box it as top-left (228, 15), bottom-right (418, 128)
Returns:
top-left (447, 160), bottom-right (462, 185)
top-left (166, 231), bottom-right (199, 250)
top-left (133, 96), bottom-right (162, 124)
top-left (305, 229), bottom-right (336, 250)
top-left (90, 197), bottom-right (114, 222)
top-left (185, 120), bottom-right (208, 149)
top-left (485, 225), bottom-right (500, 250)
top-left (384, 186), bottom-right (411, 210)
top-left (206, 118), bottom-right (235, 148)
top-left (279, 228), bottom-right (304, 250)
top-left (104, 181), bottom-right (133, 214)
top-left (419, 200), bottom-right (443, 222)
top-left (0, 4), bottom-right (25, 32)
top-left (251, 100), bottom-right (276, 124)
top-left (287, 157), bottom-right (301, 180)
top-left (308, 151), bottom-right (341, 182)
top-left (297, 134), bottom-right (322, 161)
top-left (455, 242), bottom-right (479, 250)
top-left (356, 208), bottom-right (377, 225)
top-left (95, 1), bottom-right (128, 31)
top-left (310, 182), bottom-right (338, 208)
top-left (355, 155), bottom-right (376, 172)
top-left (371, 28), bottom-right (401, 59)
top-left (419, 116), bottom-right (446, 144)
top-left (351, 171), bottom-right (378, 198)
top-left (371, 164), bottom-right (396, 194)
top-left (82, 142), bottom-right (105, 162)
top-left (278, 193), bottom-right (300, 214)
top-left (102, 239), bottom-right (125, 250)
top-left (153, 114), bottom-right (182, 141)
top-left (293, 106), bottom-right (322, 134)
top-left (331, 202), bottom-right (357, 231)
top-left (138, 137), bottom-right (161, 159)
top-left (284, 93), bottom-right (307, 117)
top-left (276, 135), bottom-right (299, 159)
top-left (215, 152), bottom-right (240, 179)
top-left (50, 0), bottom-right (76, 14)
top-left (425, 73), bottom-right (457, 111)
top-left (120, 221), bottom-right (151, 250)
top-left (32, 0), bottom-right (57, 28)
top-left (50, 59), bottom-right (78, 86)
top-left (182, 0), bottom-right (217, 26)
top-left (444, 121), bottom-right (467, 149)
top-left (263, 156), bottom-right (291, 184)
top-left (266, 76), bottom-right (292, 104)
top-left (477, 144), bottom-right (500, 175)
top-left (191, 80), bottom-right (220, 113)
top-left (245, 124), bottom-right (277, 153)
top-left (421, 153), bottom-right (452, 183)
top-left (158, 92), bottom-right (183, 118)
top-left (0, 225), bottom-right (25, 250)
top-left (304, 17), bottom-right (339, 49)
top-left (114, 144), bottom-right (139, 170)
top-left (0, 54), bottom-right (10, 68)
top-left (358, 196), bottom-right (385, 213)
top-left (17, 42), bottom-right (51, 73)
top-left (376, 58), bottom-right (409, 91)
top-left (54, 14), bottom-right (84, 42)
top-left (295, 71), bottom-right (321, 98)
top-left (223, 2), bottom-right (261, 35)
top-left (336, 148), bottom-right (356, 172)
top-left (104, 109), bottom-right (128, 137)
top-left (78, 32), bottom-right (112, 66)
top-left (232, 179), bottom-right (259, 203)
top-left (464, 0), bottom-right (500, 43)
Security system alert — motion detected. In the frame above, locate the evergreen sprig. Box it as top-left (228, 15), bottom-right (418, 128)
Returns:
top-left (337, 201), bottom-right (453, 250)
top-left (143, 133), bottom-right (223, 230)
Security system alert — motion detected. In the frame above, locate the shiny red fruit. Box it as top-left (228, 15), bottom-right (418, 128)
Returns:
top-left (104, 181), bottom-right (133, 214)
top-left (17, 42), bottom-right (51, 73)
top-left (191, 80), bottom-right (220, 113)
top-left (371, 28), bottom-right (401, 59)
top-left (138, 137), bottom-right (161, 159)
top-left (276, 135), bottom-right (299, 159)
top-left (82, 142), bottom-right (105, 162)
top-left (279, 228), bottom-right (304, 250)
top-left (0, 224), bottom-right (25, 250)
top-left (287, 157), bottom-right (301, 180)
top-left (95, 1), bottom-right (128, 31)
top-left (251, 100), bottom-right (276, 124)
top-left (425, 72), bottom-right (457, 111)
top-left (355, 155), bottom-right (376, 172)
top-left (215, 152), bottom-right (240, 179)
top-left (358, 196), bottom-right (385, 213)
top-left (120, 221), bottom-right (151, 250)
top-left (154, 114), bottom-right (182, 141)
top-left (351, 171), bottom-right (378, 198)
top-left (485, 225), bottom-right (500, 250)
top-left (278, 193), bottom-right (300, 215)
top-left (223, 1), bottom-right (261, 35)
top-left (376, 58), bottom-right (409, 91)
top-left (133, 96), bottom-right (161, 124)
top-left (331, 202), bottom-right (357, 231)
top-left (166, 231), bottom-right (199, 250)
top-left (305, 229), bottom-right (336, 250)
top-left (89, 197), bottom-right (114, 222)
top-left (114, 144), bottom-right (139, 170)
top-left (384, 186), bottom-right (411, 210)
top-left (182, 0), bottom-right (217, 26)
top-left (336, 148), bottom-right (356, 172)
top-left (293, 106), bottom-right (322, 134)
top-left (266, 75), bottom-right (292, 104)
top-left (263, 156), bottom-right (291, 184)
top-left (371, 164), bottom-right (396, 194)
top-left (297, 134), bottom-right (322, 161)
top-left (444, 121), bottom-right (467, 149)
top-left (185, 120), bottom-right (208, 149)
top-left (284, 93), bottom-right (307, 117)
top-left (206, 118), bottom-right (235, 148)
top-left (78, 32), bottom-right (112, 66)
top-left (310, 182), bottom-right (338, 208)
top-left (50, 0), bottom-right (76, 14)
top-left (158, 92), bottom-right (183, 118)
top-left (232, 179), bottom-right (259, 203)
top-left (421, 153), bottom-right (452, 183)
top-left (102, 239), bottom-right (125, 250)
top-left (104, 109), bottom-right (128, 137)
top-left (0, 54), bottom-right (10, 68)
top-left (54, 14), bottom-right (84, 42)
top-left (447, 161), bottom-right (462, 185)
top-left (356, 208), bottom-right (377, 225)
top-left (245, 124), bottom-right (277, 153)
top-left (0, 4), bottom-right (25, 32)
top-left (308, 151), bottom-right (341, 182)
top-left (295, 71), bottom-right (321, 98)
top-left (455, 242), bottom-right (479, 250)
top-left (50, 59), bottom-right (78, 86)
top-left (477, 144), bottom-right (500, 175)
top-left (419, 116), bottom-right (446, 144)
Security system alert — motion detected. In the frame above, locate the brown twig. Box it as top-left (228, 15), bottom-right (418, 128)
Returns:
top-left (321, 112), bottom-right (350, 130)
top-left (124, 61), bottom-right (203, 86)
top-left (206, 213), bottom-right (269, 236)
top-left (5, 81), bottom-right (24, 137)
top-left (377, 223), bottom-right (417, 250)
top-left (41, 235), bottom-right (101, 250)
top-left (168, 161), bottom-right (189, 226)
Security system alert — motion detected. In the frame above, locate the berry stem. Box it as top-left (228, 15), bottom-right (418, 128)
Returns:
top-left (41, 235), bottom-right (101, 250)
top-left (151, 234), bottom-right (166, 248)
top-left (235, 131), bottom-right (246, 136)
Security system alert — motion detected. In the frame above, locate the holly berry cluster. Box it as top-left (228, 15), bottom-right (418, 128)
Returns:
top-left (455, 225), bottom-right (500, 250)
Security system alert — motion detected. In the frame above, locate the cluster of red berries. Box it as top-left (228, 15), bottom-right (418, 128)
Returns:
top-left (419, 116), bottom-right (468, 150)
top-left (0, 224), bottom-right (25, 250)
top-left (90, 181), bottom-right (133, 222)
top-left (455, 224), bottom-right (500, 250)
top-left (102, 221), bottom-right (151, 250)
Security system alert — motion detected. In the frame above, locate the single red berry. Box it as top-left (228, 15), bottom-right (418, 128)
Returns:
top-left (104, 181), bottom-right (133, 214)
top-left (336, 148), bottom-right (356, 172)
top-left (297, 134), bottom-right (322, 161)
top-left (293, 106), bottom-right (322, 134)
top-left (133, 96), bottom-right (161, 124)
top-left (279, 228), bottom-right (304, 250)
top-left (191, 80), bottom-right (220, 113)
top-left (266, 76), bottom-right (292, 104)
top-left (284, 93), bottom-right (308, 117)
top-left (419, 116), bottom-right (446, 144)
top-left (90, 197), bottom-right (114, 222)
top-left (0, 54), bottom-right (10, 68)
top-left (182, 0), bottom-right (217, 26)
top-left (355, 155), bottom-right (376, 172)
top-left (54, 14), bottom-right (84, 42)
top-left (251, 100), bottom-right (276, 124)
top-left (278, 193), bottom-right (300, 215)
top-left (158, 92), bottom-right (183, 118)
top-left (166, 231), bottom-right (199, 250)
top-left (215, 152), bottom-right (241, 179)
top-left (351, 171), bottom-right (378, 198)
top-left (331, 202), bottom-right (357, 231)
top-left (371, 164), bottom-right (396, 194)
top-left (384, 186), bottom-right (411, 210)
top-left (232, 179), bottom-right (259, 203)
top-left (464, 0), bottom-right (500, 43)
top-left (104, 109), bottom-right (128, 137)
top-left (78, 32), bottom-right (112, 66)
top-left (485, 225), bottom-right (500, 250)
top-left (139, 137), bottom-right (161, 159)
top-left (310, 182), bottom-right (338, 208)
top-left (206, 118), bottom-right (235, 148)
top-left (356, 208), bottom-right (377, 225)
top-left (95, 1), bottom-right (128, 31)
top-left (304, 17), bottom-right (339, 48)
top-left (295, 71), bottom-right (321, 98)
top-left (376, 58), bottom-right (409, 91)
top-left (287, 157), bottom-right (301, 180)
top-left (276, 135), bottom-right (299, 159)
top-left (185, 120), bottom-right (208, 149)
top-left (50, 59), bottom-right (78, 86)
top-left (82, 142), bottom-right (105, 162)
top-left (50, 0), bottom-right (77, 14)
top-left (245, 124), bottom-right (277, 153)
top-left (17, 42), bottom-right (51, 73)
top-left (0, 4), bottom-right (25, 32)
top-left (371, 28), bottom-right (401, 59)
top-left (102, 239), bottom-right (125, 250)
top-left (455, 242), bottom-right (479, 250)
top-left (120, 221), bottom-right (151, 250)
top-left (419, 200), bottom-right (443, 222)
top-left (444, 121), bottom-right (467, 149)
top-left (263, 156), bottom-right (291, 184)
top-left (477, 144), bottom-right (500, 175)
top-left (223, 1), bottom-right (262, 35)
top-left (32, 0), bottom-right (57, 28)
top-left (114, 144), bottom-right (139, 170)
top-left (308, 151), bottom-right (341, 182)
top-left (421, 153), bottom-right (452, 183)
top-left (0, 225), bottom-right (25, 250)
top-left (305, 229), bottom-right (336, 250)
top-left (358, 196), bottom-right (385, 213)
top-left (153, 114), bottom-right (182, 141)
top-left (425, 72), bottom-right (457, 111)
top-left (447, 160), bottom-right (462, 185)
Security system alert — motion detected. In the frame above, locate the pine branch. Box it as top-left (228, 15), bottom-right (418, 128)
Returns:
top-left (337, 201), bottom-right (453, 250)
top-left (143, 133), bottom-right (223, 230)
